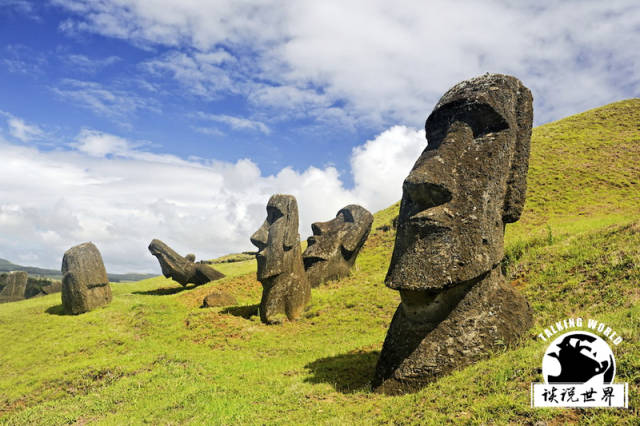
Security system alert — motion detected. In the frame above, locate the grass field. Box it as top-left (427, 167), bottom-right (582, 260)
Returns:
top-left (1, 99), bottom-right (639, 424)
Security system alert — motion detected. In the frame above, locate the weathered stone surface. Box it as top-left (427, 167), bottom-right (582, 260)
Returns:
top-left (148, 239), bottom-right (225, 286)
top-left (250, 194), bottom-right (311, 324)
top-left (0, 271), bottom-right (28, 303)
top-left (303, 204), bottom-right (373, 287)
top-left (373, 74), bottom-right (534, 394)
top-left (202, 291), bottom-right (238, 308)
top-left (61, 242), bottom-right (112, 315)
top-left (41, 280), bottom-right (62, 295)
top-left (25, 277), bottom-right (62, 299)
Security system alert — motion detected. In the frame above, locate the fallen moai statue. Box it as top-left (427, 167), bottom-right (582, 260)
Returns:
top-left (303, 204), bottom-right (373, 287)
top-left (250, 194), bottom-right (311, 324)
top-left (372, 73), bottom-right (535, 394)
top-left (61, 242), bottom-right (112, 315)
top-left (148, 239), bottom-right (225, 286)
top-left (0, 271), bottom-right (28, 303)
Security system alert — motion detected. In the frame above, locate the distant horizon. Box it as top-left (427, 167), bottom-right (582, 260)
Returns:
top-left (1, 1), bottom-right (639, 273)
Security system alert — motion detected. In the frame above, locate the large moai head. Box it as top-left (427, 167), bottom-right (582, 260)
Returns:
top-left (386, 73), bottom-right (533, 294)
top-left (250, 194), bottom-right (310, 324)
top-left (148, 239), bottom-right (225, 286)
top-left (61, 242), bottom-right (112, 315)
top-left (373, 74), bottom-right (534, 394)
top-left (302, 204), bottom-right (373, 287)
top-left (250, 194), bottom-right (300, 281)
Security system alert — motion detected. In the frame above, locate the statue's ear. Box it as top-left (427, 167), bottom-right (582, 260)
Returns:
top-left (502, 84), bottom-right (533, 224)
top-left (342, 226), bottom-right (366, 254)
top-left (282, 196), bottom-right (299, 249)
top-left (341, 206), bottom-right (373, 254)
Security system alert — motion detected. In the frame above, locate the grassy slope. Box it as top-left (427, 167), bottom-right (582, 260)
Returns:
top-left (1, 99), bottom-right (639, 425)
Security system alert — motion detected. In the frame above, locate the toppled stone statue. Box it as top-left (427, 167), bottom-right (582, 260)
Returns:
top-left (250, 194), bottom-right (311, 324)
top-left (61, 242), bottom-right (112, 315)
top-left (148, 239), bottom-right (225, 286)
top-left (0, 271), bottom-right (28, 303)
top-left (373, 74), bottom-right (535, 394)
top-left (302, 204), bottom-right (373, 287)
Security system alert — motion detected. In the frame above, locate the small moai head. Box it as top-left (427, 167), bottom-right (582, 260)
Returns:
top-left (302, 204), bottom-right (373, 286)
top-left (386, 73), bottom-right (533, 293)
top-left (185, 253), bottom-right (196, 263)
top-left (250, 194), bottom-right (300, 281)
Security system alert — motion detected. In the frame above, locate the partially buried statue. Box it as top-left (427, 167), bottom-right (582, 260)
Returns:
top-left (0, 271), bottom-right (28, 303)
top-left (250, 194), bottom-right (311, 324)
top-left (372, 73), bottom-right (535, 394)
top-left (61, 242), bottom-right (112, 314)
top-left (148, 239), bottom-right (225, 286)
top-left (302, 204), bottom-right (373, 287)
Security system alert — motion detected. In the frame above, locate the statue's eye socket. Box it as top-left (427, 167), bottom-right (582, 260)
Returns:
top-left (337, 209), bottom-right (355, 223)
top-left (267, 206), bottom-right (283, 224)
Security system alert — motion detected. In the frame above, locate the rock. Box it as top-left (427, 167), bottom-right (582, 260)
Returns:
top-left (303, 204), bottom-right (373, 287)
top-left (148, 239), bottom-right (225, 286)
top-left (202, 291), bottom-right (238, 308)
top-left (185, 253), bottom-right (196, 262)
top-left (250, 194), bottom-right (311, 324)
top-left (0, 271), bottom-right (28, 303)
top-left (373, 74), bottom-right (534, 394)
top-left (61, 242), bottom-right (112, 315)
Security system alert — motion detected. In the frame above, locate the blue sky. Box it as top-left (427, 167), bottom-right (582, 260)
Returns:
top-left (0, 1), bottom-right (639, 273)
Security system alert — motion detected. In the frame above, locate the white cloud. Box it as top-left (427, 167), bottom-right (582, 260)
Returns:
top-left (0, 112), bottom-right (45, 142)
top-left (196, 112), bottom-right (270, 134)
top-left (52, 79), bottom-right (159, 121)
top-left (143, 50), bottom-right (237, 98)
top-left (65, 54), bottom-right (121, 73)
top-left (0, 125), bottom-right (424, 273)
top-left (52, 1), bottom-right (640, 126)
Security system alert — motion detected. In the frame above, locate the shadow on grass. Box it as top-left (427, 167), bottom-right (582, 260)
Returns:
top-left (45, 304), bottom-right (67, 315)
top-left (304, 350), bottom-right (379, 393)
top-left (132, 285), bottom-right (193, 296)
top-left (220, 304), bottom-right (259, 319)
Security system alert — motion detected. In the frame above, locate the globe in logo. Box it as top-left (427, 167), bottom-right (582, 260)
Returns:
top-left (542, 331), bottom-right (615, 384)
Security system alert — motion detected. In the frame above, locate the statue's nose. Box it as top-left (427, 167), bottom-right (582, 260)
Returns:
top-left (250, 222), bottom-right (269, 250)
top-left (403, 175), bottom-right (452, 211)
top-left (311, 221), bottom-right (329, 236)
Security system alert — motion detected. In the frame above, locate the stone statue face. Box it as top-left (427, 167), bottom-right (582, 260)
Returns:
top-left (149, 239), bottom-right (196, 284)
top-left (302, 204), bottom-right (373, 286)
top-left (386, 74), bottom-right (533, 292)
top-left (251, 194), bottom-right (299, 281)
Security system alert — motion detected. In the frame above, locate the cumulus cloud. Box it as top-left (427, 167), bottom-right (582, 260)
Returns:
top-left (51, 0), bottom-right (640, 126)
top-left (0, 126), bottom-right (425, 273)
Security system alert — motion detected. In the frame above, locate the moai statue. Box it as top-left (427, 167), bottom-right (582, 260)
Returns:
top-left (0, 271), bottom-right (28, 303)
top-left (250, 194), bottom-right (311, 324)
top-left (302, 204), bottom-right (373, 287)
top-left (372, 74), bottom-right (535, 394)
top-left (148, 239), bottom-right (225, 286)
top-left (61, 242), bottom-right (112, 314)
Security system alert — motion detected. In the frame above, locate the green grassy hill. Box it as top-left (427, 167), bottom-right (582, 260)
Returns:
top-left (1, 100), bottom-right (639, 424)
